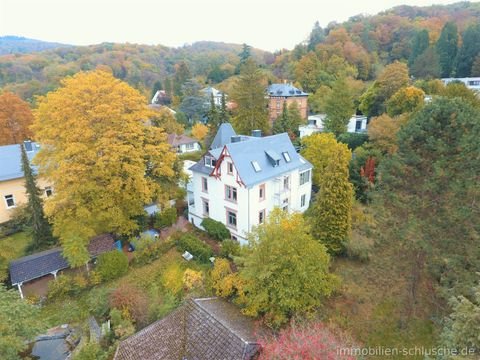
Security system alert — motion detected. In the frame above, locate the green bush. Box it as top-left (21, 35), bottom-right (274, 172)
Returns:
top-left (132, 236), bottom-right (175, 266)
top-left (154, 207), bottom-right (177, 229)
top-left (176, 234), bottom-right (213, 263)
top-left (337, 132), bottom-right (369, 151)
top-left (220, 239), bottom-right (241, 259)
top-left (96, 250), bottom-right (129, 281)
top-left (201, 218), bottom-right (230, 241)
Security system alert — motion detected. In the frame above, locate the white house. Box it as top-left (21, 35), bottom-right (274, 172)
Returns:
top-left (187, 123), bottom-right (313, 244)
top-left (167, 134), bottom-right (201, 154)
top-left (201, 87), bottom-right (224, 106)
top-left (441, 77), bottom-right (480, 92)
top-left (299, 114), bottom-right (368, 138)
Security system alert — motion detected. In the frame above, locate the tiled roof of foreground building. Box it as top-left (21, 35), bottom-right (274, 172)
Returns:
top-left (115, 297), bottom-right (262, 360)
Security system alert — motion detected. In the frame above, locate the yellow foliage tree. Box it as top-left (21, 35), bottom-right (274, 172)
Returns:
top-left (211, 258), bottom-right (244, 299)
top-left (386, 86), bottom-right (425, 116)
top-left (161, 262), bottom-right (184, 295)
top-left (191, 122), bottom-right (208, 141)
top-left (183, 268), bottom-right (203, 290)
top-left (0, 91), bottom-right (34, 145)
top-left (368, 113), bottom-right (409, 154)
top-left (150, 107), bottom-right (184, 135)
top-left (32, 70), bottom-right (176, 266)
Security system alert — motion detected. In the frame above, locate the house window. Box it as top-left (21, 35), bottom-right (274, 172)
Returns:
top-left (45, 186), bottom-right (53, 197)
top-left (282, 205), bottom-right (289, 212)
top-left (202, 177), bottom-right (208, 192)
top-left (202, 199), bottom-right (209, 216)
top-left (259, 184), bottom-right (265, 201)
top-left (227, 162), bottom-right (233, 174)
top-left (186, 143), bottom-right (195, 150)
top-left (204, 156), bottom-right (216, 167)
top-left (300, 170), bottom-right (311, 185)
top-left (231, 235), bottom-right (238, 241)
top-left (283, 176), bottom-right (289, 190)
top-left (258, 209), bottom-right (265, 224)
top-left (276, 100), bottom-right (281, 109)
top-left (301, 194), bottom-right (306, 207)
top-left (226, 210), bottom-right (237, 228)
top-left (4, 195), bottom-right (15, 208)
top-left (225, 185), bottom-right (237, 202)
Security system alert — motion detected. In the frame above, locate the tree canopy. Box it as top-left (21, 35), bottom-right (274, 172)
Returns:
top-left (0, 92), bottom-right (34, 145)
top-left (32, 70), bottom-right (176, 266)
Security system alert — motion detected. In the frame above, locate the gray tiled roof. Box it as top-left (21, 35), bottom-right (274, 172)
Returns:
top-left (210, 123), bottom-right (236, 149)
top-left (9, 248), bottom-right (69, 285)
top-left (0, 142), bottom-right (40, 182)
top-left (167, 133), bottom-right (198, 147)
top-left (9, 234), bottom-right (116, 285)
top-left (268, 83), bottom-right (308, 97)
top-left (115, 298), bottom-right (261, 360)
top-left (191, 132), bottom-right (312, 187)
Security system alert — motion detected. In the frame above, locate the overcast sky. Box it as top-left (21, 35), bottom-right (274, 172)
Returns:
top-left (0, 0), bottom-right (464, 51)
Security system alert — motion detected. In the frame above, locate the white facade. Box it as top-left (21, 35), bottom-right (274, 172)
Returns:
top-left (299, 114), bottom-right (368, 138)
top-left (442, 77), bottom-right (480, 92)
top-left (201, 87), bottom-right (224, 106)
top-left (176, 142), bottom-right (201, 154)
top-left (187, 136), bottom-right (312, 244)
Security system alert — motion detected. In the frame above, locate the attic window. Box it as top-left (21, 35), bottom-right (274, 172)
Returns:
top-left (283, 152), bottom-right (291, 163)
top-left (204, 156), bottom-right (216, 168)
top-left (265, 150), bottom-right (281, 167)
top-left (252, 161), bottom-right (261, 172)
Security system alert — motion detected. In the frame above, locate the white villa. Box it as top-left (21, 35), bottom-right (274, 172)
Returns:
top-left (299, 114), bottom-right (368, 138)
top-left (187, 123), bottom-right (313, 244)
top-left (201, 86), bottom-right (224, 106)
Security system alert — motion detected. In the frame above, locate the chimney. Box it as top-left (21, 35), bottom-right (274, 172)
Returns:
top-left (231, 135), bottom-right (242, 143)
top-left (251, 130), bottom-right (262, 138)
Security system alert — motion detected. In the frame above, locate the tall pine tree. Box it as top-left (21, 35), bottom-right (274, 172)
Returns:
top-left (456, 24), bottom-right (480, 77)
top-left (231, 59), bottom-right (269, 134)
top-left (220, 92), bottom-right (229, 123)
top-left (436, 22), bottom-right (458, 78)
top-left (408, 29), bottom-right (430, 67)
top-left (21, 143), bottom-right (54, 250)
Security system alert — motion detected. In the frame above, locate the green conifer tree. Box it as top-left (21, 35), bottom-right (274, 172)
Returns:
top-left (21, 143), bottom-right (54, 250)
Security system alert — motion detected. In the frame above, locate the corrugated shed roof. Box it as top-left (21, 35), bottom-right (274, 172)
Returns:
top-left (268, 83), bottom-right (308, 97)
top-left (0, 142), bottom-right (40, 182)
top-left (115, 298), bottom-right (261, 360)
top-left (210, 123), bottom-right (236, 149)
top-left (9, 248), bottom-right (69, 285)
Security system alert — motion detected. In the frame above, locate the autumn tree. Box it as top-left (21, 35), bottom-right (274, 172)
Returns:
top-left (367, 113), bottom-right (408, 154)
top-left (308, 136), bottom-right (353, 254)
top-left (436, 22), bottom-right (458, 77)
top-left (441, 81), bottom-right (480, 108)
top-left (0, 285), bottom-right (45, 360)
top-left (308, 85), bottom-right (332, 113)
top-left (258, 322), bottom-right (356, 360)
top-left (21, 144), bottom-right (54, 250)
top-left (231, 59), bottom-right (269, 134)
top-left (386, 86), bottom-right (425, 116)
top-left (323, 78), bottom-right (355, 136)
top-left (0, 92), bottom-right (34, 146)
top-left (32, 70), bottom-right (176, 266)
top-left (238, 209), bottom-right (338, 328)
top-left (359, 61), bottom-right (410, 117)
top-left (173, 61), bottom-right (191, 97)
top-left (150, 107), bottom-right (184, 134)
top-left (295, 52), bottom-right (322, 92)
top-left (308, 21), bottom-right (325, 51)
top-left (471, 55), bottom-right (480, 77)
top-left (191, 122), bottom-right (208, 141)
top-left (410, 47), bottom-right (441, 79)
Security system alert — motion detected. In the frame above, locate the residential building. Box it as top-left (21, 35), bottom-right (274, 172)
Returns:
top-left (441, 77), bottom-right (480, 92)
top-left (115, 297), bottom-right (262, 360)
top-left (187, 123), bottom-right (313, 244)
top-left (201, 86), bottom-right (224, 106)
top-left (150, 90), bottom-right (171, 105)
top-left (299, 114), bottom-right (368, 138)
top-left (0, 141), bottom-right (53, 223)
top-left (267, 83), bottom-right (308, 125)
top-left (167, 133), bottom-right (201, 154)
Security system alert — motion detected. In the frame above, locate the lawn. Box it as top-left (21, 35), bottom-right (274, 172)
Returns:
top-left (0, 231), bottom-right (31, 281)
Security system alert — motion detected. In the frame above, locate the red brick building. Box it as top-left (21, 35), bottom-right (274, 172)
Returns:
top-left (267, 83), bottom-right (308, 125)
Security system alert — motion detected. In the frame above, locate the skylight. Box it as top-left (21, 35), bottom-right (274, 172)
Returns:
top-left (283, 152), bottom-right (291, 163)
top-left (252, 161), bottom-right (261, 172)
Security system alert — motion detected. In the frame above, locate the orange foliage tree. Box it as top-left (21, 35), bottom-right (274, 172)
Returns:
top-left (0, 92), bottom-right (34, 145)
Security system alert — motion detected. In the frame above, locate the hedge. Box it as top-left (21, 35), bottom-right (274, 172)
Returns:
top-left (176, 234), bottom-right (213, 263)
top-left (201, 218), bottom-right (230, 241)
top-left (154, 207), bottom-right (177, 229)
